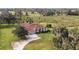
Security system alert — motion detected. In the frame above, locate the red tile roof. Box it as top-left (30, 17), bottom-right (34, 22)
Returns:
top-left (20, 23), bottom-right (43, 32)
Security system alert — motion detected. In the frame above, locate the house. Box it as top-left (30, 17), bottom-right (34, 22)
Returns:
top-left (20, 23), bottom-right (48, 35)
top-left (8, 11), bottom-right (16, 15)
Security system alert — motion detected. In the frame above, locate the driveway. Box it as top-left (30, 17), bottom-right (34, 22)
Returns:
top-left (11, 34), bottom-right (40, 50)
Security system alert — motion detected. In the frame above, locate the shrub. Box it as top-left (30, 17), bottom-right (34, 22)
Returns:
top-left (52, 27), bottom-right (79, 50)
top-left (13, 26), bottom-right (28, 39)
top-left (26, 17), bottom-right (33, 24)
top-left (67, 9), bottom-right (79, 16)
top-left (46, 24), bottom-right (52, 28)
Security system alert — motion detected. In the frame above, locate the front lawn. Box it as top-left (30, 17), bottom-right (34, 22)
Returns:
top-left (0, 26), bottom-right (56, 50)
top-left (0, 24), bottom-right (56, 50)
top-left (0, 27), bottom-right (18, 50)
top-left (24, 32), bottom-right (57, 50)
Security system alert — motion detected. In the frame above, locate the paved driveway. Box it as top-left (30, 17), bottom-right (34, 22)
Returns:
top-left (11, 34), bottom-right (40, 50)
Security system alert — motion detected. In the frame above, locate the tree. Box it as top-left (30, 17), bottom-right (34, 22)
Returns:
top-left (67, 9), bottom-right (79, 16)
top-left (52, 27), bottom-right (79, 50)
top-left (1, 13), bottom-right (16, 24)
top-left (46, 11), bottom-right (54, 16)
top-left (42, 11), bottom-right (55, 16)
top-left (26, 17), bottom-right (33, 24)
top-left (13, 26), bottom-right (28, 39)
top-left (26, 12), bottom-right (28, 16)
top-left (46, 24), bottom-right (52, 28)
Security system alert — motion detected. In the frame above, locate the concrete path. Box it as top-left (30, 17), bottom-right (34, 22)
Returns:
top-left (11, 34), bottom-right (40, 50)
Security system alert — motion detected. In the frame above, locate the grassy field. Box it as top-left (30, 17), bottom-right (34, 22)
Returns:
top-left (31, 16), bottom-right (79, 27)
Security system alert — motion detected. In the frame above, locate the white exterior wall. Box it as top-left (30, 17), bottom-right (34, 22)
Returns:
top-left (45, 28), bottom-right (48, 31)
top-left (43, 28), bottom-right (46, 31)
top-left (36, 28), bottom-right (39, 33)
top-left (28, 27), bottom-right (48, 35)
top-left (40, 27), bottom-right (43, 32)
top-left (43, 28), bottom-right (48, 31)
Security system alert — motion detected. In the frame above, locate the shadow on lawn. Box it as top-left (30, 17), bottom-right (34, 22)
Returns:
top-left (0, 24), bottom-right (17, 29)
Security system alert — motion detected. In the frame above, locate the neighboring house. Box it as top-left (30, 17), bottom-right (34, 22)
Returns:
top-left (8, 11), bottom-right (16, 15)
top-left (20, 23), bottom-right (48, 35)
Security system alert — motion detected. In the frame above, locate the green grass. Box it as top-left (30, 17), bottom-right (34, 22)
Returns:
top-left (31, 16), bottom-right (79, 27)
top-left (24, 32), bottom-right (57, 50)
top-left (0, 27), bottom-right (18, 50)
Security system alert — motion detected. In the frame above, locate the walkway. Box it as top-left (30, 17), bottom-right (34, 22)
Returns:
top-left (11, 34), bottom-right (40, 50)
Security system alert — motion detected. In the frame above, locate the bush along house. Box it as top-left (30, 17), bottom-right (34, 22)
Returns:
top-left (20, 23), bottom-right (48, 35)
